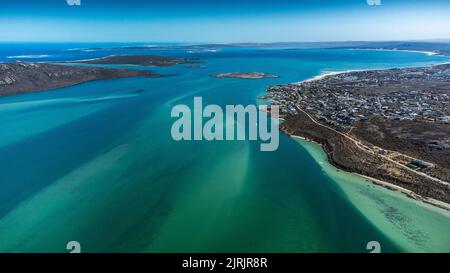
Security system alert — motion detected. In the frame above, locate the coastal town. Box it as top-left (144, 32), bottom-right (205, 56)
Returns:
top-left (265, 64), bottom-right (450, 132)
top-left (263, 63), bottom-right (450, 206)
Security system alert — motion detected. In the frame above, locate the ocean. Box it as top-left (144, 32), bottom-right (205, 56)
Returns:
top-left (0, 43), bottom-right (449, 252)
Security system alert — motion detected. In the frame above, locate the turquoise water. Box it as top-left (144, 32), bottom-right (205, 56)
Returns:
top-left (0, 48), bottom-right (449, 252)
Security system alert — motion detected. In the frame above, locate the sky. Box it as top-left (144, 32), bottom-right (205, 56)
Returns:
top-left (1, 0), bottom-right (450, 43)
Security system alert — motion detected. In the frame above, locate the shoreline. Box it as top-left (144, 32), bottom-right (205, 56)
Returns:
top-left (295, 70), bottom-right (360, 84)
top-left (295, 59), bottom-right (450, 85)
top-left (344, 48), bottom-right (442, 56)
top-left (291, 135), bottom-right (450, 211)
top-left (272, 57), bottom-right (450, 212)
top-left (294, 48), bottom-right (450, 85)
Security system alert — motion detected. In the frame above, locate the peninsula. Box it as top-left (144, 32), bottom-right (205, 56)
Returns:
top-left (212, 72), bottom-right (279, 79)
top-left (265, 63), bottom-right (450, 206)
top-left (77, 55), bottom-right (201, 67)
top-left (0, 62), bottom-right (157, 96)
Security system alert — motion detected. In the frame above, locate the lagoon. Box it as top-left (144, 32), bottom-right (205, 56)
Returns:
top-left (0, 46), bottom-right (449, 252)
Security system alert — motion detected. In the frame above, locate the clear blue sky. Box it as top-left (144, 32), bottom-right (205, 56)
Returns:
top-left (1, 0), bottom-right (450, 42)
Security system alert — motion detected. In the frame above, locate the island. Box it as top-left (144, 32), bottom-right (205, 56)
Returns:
top-left (0, 62), bottom-right (158, 97)
top-left (185, 65), bottom-right (207, 69)
top-left (77, 55), bottom-right (201, 67)
top-left (212, 72), bottom-right (279, 79)
top-left (265, 63), bottom-right (450, 208)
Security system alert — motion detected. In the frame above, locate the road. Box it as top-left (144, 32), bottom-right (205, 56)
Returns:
top-left (292, 91), bottom-right (450, 187)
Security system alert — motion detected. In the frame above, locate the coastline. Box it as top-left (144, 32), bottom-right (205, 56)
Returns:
top-left (270, 57), bottom-right (450, 212)
top-left (297, 47), bottom-right (450, 84)
top-left (290, 135), bottom-right (450, 211)
top-left (295, 70), bottom-right (360, 84)
top-left (344, 48), bottom-right (442, 56)
top-left (282, 60), bottom-right (450, 211)
top-left (295, 57), bottom-right (450, 85)
top-left (291, 135), bottom-right (450, 211)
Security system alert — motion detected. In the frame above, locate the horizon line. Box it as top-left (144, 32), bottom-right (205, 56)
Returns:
top-left (1, 39), bottom-right (450, 44)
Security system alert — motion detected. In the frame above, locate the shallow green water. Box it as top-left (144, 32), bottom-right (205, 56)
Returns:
top-left (0, 48), bottom-right (449, 252)
top-left (298, 139), bottom-right (450, 252)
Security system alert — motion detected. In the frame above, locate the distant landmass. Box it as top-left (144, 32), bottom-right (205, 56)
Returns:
top-left (233, 41), bottom-right (450, 55)
top-left (212, 72), bottom-right (279, 79)
top-left (75, 41), bottom-right (450, 56)
top-left (77, 55), bottom-right (201, 67)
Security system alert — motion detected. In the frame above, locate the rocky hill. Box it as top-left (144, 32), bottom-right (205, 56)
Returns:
top-left (0, 62), bottom-right (157, 96)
